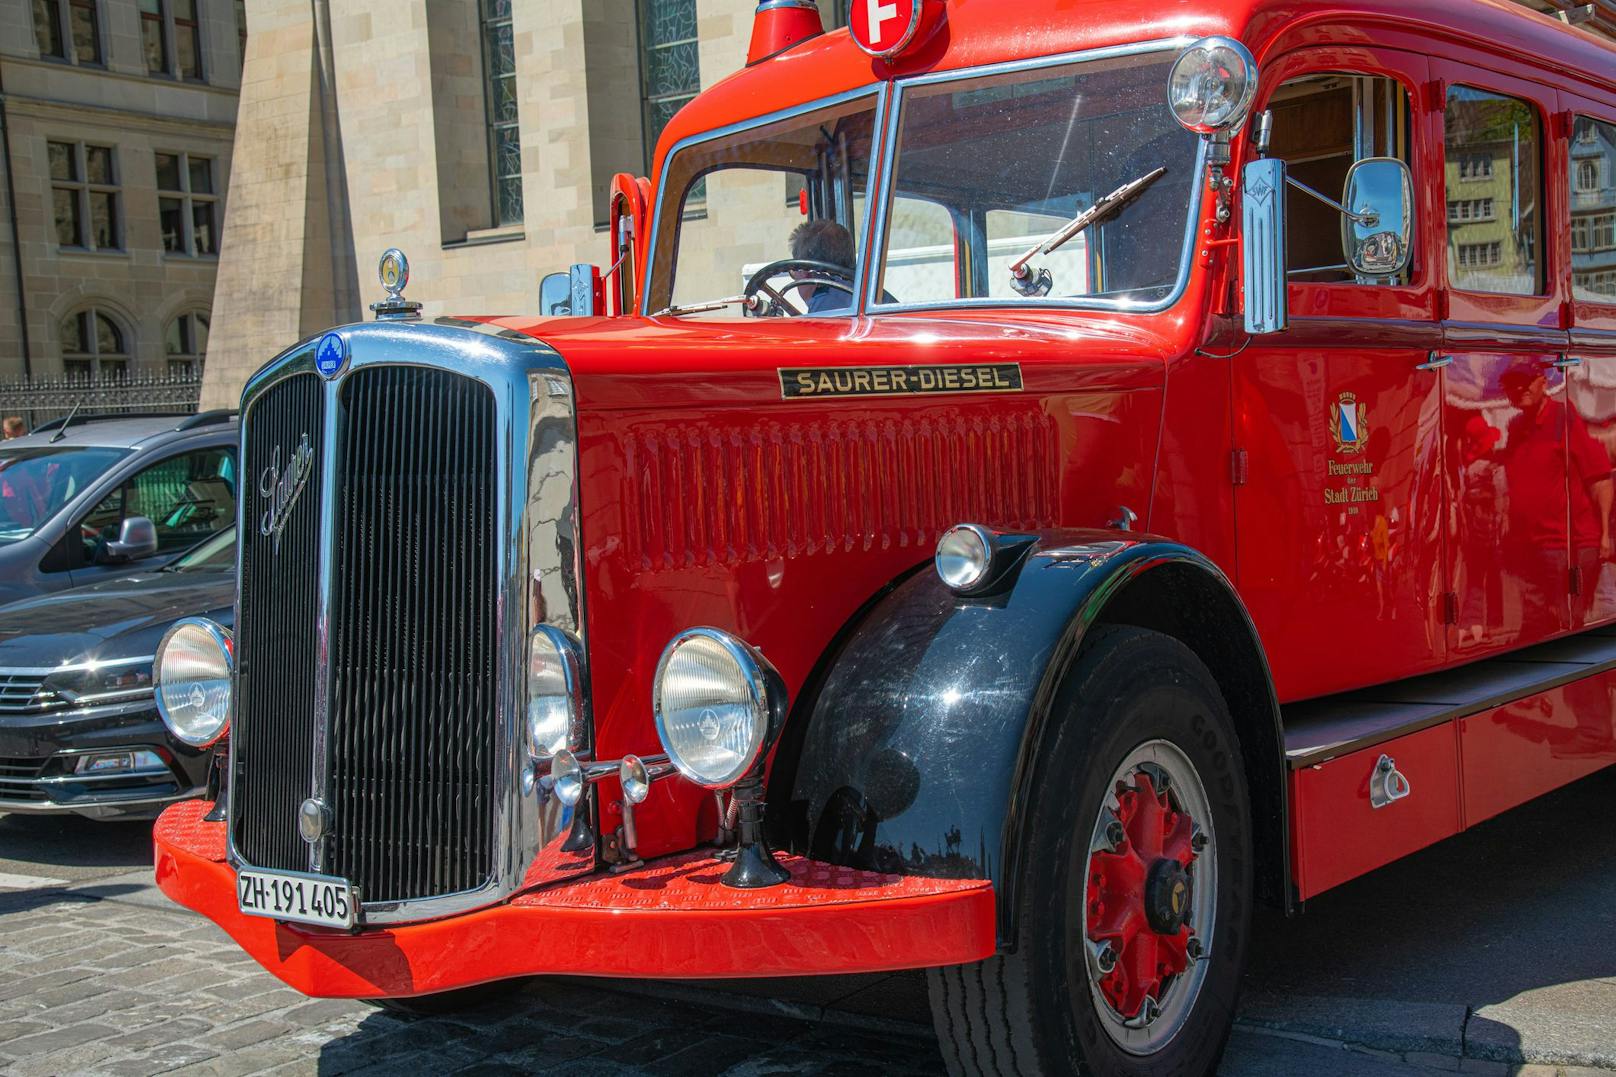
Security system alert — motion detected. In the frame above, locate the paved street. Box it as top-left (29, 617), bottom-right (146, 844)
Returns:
top-left (1, 768), bottom-right (1614, 1076)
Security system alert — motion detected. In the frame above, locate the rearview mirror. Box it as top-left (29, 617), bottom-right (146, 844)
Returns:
top-left (539, 273), bottom-right (573, 317)
top-left (102, 516), bottom-right (159, 563)
top-left (1341, 158), bottom-right (1414, 278)
top-left (539, 265), bottom-right (602, 317)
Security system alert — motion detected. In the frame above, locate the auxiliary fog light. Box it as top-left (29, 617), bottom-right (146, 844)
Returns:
top-left (935, 525), bottom-right (993, 593)
top-left (74, 749), bottom-right (165, 774)
top-left (527, 626), bottom-right (581, 760)
top-left (1168, 36), bottom-right (1259, 135)
top-left (154, 618), bottom-right (233, 749)
top-left (652, 629), bottom-right (782, 790)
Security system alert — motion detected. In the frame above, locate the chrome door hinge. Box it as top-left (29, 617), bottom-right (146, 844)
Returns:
top-left (1230, 448), bottom-right (1249, 486)
top-left (1441, 591), bottom-right (1459, 625)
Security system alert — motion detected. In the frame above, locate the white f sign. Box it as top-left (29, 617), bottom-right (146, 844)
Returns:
top-left (867, 0), bottom-right (900, 44)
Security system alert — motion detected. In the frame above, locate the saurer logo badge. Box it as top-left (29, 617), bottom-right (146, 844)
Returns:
top-left (259, 434), bottom-right (316, 554)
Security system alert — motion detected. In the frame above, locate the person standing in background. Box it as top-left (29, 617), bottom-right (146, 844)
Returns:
top-left (2, 417), bottom-right (25, 439)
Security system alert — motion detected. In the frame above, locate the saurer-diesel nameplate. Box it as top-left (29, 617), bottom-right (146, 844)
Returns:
top-left (779, 364), bottom-right (1024, 399)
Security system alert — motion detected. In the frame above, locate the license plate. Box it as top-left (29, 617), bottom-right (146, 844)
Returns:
top-left (237, 868), bottom-right (357, 929)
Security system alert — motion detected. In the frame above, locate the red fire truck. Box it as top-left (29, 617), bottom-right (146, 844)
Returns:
top-left (149, 0), bottom-right (1616, 1072)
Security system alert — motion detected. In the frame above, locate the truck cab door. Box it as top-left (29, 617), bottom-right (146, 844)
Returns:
top-left (1235, 48), bottom-right (1445, 699)
top-left (1557, 95), bottom-right (1616, 630)
top-left (1435, 65), bottom-right (1574, 655)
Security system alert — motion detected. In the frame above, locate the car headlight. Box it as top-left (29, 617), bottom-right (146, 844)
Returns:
top-left (31, 659), bottom-right (154, 712)
top-left (652, 628), bottom-right (782, 790)
top-left (153, 618), bottom-right (233, 749)
top-left (527, 626), bottom-right (582, 759)
top-left (1168, 36), bottom-right (1259, 135)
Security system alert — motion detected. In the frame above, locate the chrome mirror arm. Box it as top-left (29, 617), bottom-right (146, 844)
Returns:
top-left (1285, 175), bottom-right (1379, 226)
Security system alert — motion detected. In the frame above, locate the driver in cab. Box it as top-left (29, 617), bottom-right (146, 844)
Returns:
top-left (788, 220), bottom-right (855, 315)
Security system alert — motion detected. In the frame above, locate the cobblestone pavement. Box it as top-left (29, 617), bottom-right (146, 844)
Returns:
top-left (2, 768), bottom-right (1615, 1075)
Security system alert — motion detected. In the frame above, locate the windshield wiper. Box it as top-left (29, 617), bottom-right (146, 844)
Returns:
top-left (1008, 166), bottom-right (1168, 297)
top-left (652, 294), bottom-right (762, 318)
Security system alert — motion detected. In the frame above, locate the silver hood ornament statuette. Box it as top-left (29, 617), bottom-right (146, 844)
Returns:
top-left (371, 247), bottom-right (423, 320)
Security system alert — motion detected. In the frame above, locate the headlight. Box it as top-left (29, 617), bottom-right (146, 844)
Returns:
top-left (527, 626), bottom-right (581, 758)
top-left (31, 659), bottom-right (154, 712)
top-left (153, 618), bottom-right (233, 749)
top-left (935, 524), bottom-right (992, 592)
top-left (652, 628), bottom-right (781, 790)
top-left (1168, 37), bottom-right (1259, 135)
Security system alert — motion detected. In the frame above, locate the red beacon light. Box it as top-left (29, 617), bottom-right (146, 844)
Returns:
top-left (747, 0), bottom-right (825, 65)
top-left (849, 0), bottom-right (946, 62)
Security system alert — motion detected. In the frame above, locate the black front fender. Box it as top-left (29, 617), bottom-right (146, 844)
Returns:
top-left (778, 529), bottom-right (1283, 948)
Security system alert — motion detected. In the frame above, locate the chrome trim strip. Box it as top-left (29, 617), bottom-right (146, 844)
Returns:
top-left (13, 769), bottom-right (172, 786)
top-left (229, 320), bottom-right (589, 927)
top-left (0, 656), bottom-right (153, 677)
top-left (641, 84), bottom-right (889, 318)
top-left (865, 37), bottom-right (1204, 316)
top-left (309, 364), bottom-right (341, 876)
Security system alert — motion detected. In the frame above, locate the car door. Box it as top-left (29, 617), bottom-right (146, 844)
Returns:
top-left (68, 444), bottom-right (238, 587)
top-left (1235, 46), bottom-right (1446, 700)
top-left (1434, 63), bottom-right (1573, 656)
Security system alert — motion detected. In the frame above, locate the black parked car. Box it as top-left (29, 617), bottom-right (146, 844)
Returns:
top-left (0, 527), bottom-right (234, 819)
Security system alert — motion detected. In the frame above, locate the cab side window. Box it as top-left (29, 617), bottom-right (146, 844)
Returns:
top-left (79, 447), bottom-right (236, 560)
top-left (1570, 115), bottom-right (1616, 304)
top-left (1445, 87), bottom-right (1542, 295)
top-left (883, 196), bottom-right (960, 302)
top-left (1269, 73), bottom-right (1414, 284)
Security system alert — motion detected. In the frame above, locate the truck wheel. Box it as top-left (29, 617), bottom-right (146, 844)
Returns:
top-left (927, 625), bottom-right (1252, 1076)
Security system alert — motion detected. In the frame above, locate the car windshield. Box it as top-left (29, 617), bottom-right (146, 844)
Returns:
top-left (875, 50), bottom-right (1201, 309)
top-left (163, 525), bottom-right (236, 572)
top-left (0, 445), bottom-right (130, 547)
top-left (648, 95), bottom-right (878, 317)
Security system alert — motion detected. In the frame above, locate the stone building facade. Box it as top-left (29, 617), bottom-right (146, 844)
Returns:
top-left (199, 0), bottom-right (850, 408)
top-left (0, 0), bottom-right (243, 385)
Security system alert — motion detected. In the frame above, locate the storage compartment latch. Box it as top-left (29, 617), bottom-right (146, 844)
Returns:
top-left (1370, 754), bottom-right (1411, 809)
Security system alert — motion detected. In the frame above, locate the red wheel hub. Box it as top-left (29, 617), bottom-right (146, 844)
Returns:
top-left (1085, 772), bottom-right (1200, 1020)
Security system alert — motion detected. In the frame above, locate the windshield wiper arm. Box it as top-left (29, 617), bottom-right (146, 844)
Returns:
top-left (1008, 166), bottom-right (1168, 289)
top-left (652, 294), bottom-right (761, 318)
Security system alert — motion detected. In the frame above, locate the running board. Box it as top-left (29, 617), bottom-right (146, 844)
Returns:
top-left (1283, 626), bottom-right (1616, 768)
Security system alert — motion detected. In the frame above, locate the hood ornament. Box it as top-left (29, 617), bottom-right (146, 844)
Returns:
top-left (370, 248), bottom-right (422, 320)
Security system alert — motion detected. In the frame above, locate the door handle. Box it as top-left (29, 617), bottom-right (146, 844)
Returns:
top-left (1546, 353), bottom-right (1584, 369)
top-left (1415, 353), bottom-right (1452, 371)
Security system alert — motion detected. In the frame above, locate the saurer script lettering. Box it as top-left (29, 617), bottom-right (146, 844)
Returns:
top-left (259, 434), bottom-right (315, 554)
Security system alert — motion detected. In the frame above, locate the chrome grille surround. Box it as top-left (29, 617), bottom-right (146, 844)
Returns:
top-left (228, 319), bottom-right (591, 926)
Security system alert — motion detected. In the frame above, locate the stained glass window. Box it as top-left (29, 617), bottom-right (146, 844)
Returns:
top-left (638, 0), bottom-right (701, 174)
top-left (481, 0), bottom-right (523, 226)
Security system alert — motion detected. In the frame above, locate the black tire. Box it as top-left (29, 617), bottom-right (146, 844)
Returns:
top-left (928, 625), bottom-right (1253, 1077)
top-left (363, 980), bottom-right (517, 1017)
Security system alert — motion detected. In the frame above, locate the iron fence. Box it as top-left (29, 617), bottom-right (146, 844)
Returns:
top-left (0, 373), bottom-right (203, 432)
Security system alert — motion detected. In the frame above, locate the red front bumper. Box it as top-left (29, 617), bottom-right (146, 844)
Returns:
top-left (153, 801), bottom-right (997, 998)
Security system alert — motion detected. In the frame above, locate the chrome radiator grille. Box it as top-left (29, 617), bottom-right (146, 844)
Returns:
top-left (325, 367), bottom-right (498, 903)
top-left (233, 372), bottom-right (325, 874)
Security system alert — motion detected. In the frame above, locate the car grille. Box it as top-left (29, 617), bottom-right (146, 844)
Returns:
top-left (0, 673), bottom-right (44, 715)
top-left (0, 757), bottom-right (48, 801)
top-left (233, 372), bottom-right (326, 875)
top-left (233, 365), bottom-right (499, 905)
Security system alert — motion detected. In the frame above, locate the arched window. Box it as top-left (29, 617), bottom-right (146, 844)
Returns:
top-left (60, 307), bottom-right (129, 382)
top-left (165, 311), bottom-right (208, 376)
top-left (1577, 158), bottom-right (1601, 193)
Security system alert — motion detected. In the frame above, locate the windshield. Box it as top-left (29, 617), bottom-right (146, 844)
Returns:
top-left (0, 446), bottom-right (130, 547)
top-left (164, 525), bottom-right (236, 572)
top-left (649, 95), bottom-right (879, 317)
top-left (876, 50), bottom-right (1200, 309)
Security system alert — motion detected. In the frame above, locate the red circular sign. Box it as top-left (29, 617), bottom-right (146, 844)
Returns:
top-left (850, 0), bottom-right (923, 59)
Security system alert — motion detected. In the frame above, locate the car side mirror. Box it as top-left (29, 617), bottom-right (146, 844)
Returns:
top-left (102, 516), bottom-right (159, 563)
top-left (539, 273), bottom-right (573, 317)
top-left (1341, 157), bottom-right (1414, 278)
top-left (539, 265), bottom-right (602, 317)
top-left (1241, 157), bottom-right (1288, 335)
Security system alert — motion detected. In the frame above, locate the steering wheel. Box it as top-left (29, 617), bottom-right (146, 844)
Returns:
top-left (743, 259), bottom-right (856, 317)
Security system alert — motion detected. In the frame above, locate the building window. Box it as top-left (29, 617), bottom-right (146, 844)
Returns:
top-left (1578, 158), bottom-right (1601, 193)
top-left (49, 141), bottom-right (120, 251)
top-left (1456, 154), bottom-right (1493, 181)
top-left (1447, 197), bottom-right (1494, 223)
top-left (1576, 270), bottom-right (1616, 297)
top-left (33, 0), bottom-right (101, 64)
top-left (825, 0), bottom-right (851, 27)
top-left (60, 308), bottom-right (129, 381)
top-left (165, 312), bottom-right (208, 376)
top-left (638, 0), bottom-right (701, 173)
top-left (480, 0), bottom-right (522, 227)
top-left (156, 152), bottom-right (219, 256)
top-left (1457, 241), bottom-right (1502, 268)
top-left (140, 0), bottom-right (204, 80)
top-left (235, 0), bottom-right (248, 73)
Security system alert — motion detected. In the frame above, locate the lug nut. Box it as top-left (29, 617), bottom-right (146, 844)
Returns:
top-left (1187, 937), bottom-right (1205, 961)
top-left (1105, 819), bottom-right (1126, 849)
top-left (1190, 826), bottom-right (1208, 853)
top-left (1089, 940), bottom-right (1117, 975)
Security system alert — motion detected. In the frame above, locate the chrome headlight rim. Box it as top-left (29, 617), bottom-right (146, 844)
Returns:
top-left (1168, 36), bottom-right (1260, 136)
top-left (526, 624), bottom-right (584, 760)
top-left (153, 616), bottom-right (234, 750)
top-left (652, 627), bottom-right (776, 791)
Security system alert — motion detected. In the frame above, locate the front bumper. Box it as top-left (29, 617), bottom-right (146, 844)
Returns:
top-left (154, 800), bottom-right (996, 998)
top-left (0, 703), bottom-right (210, 819)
